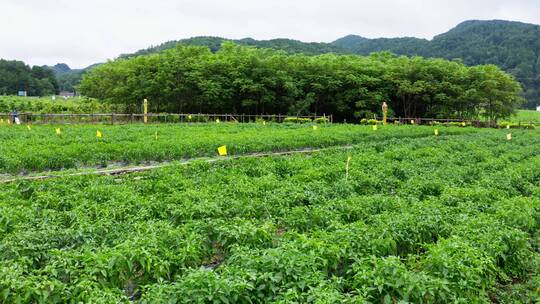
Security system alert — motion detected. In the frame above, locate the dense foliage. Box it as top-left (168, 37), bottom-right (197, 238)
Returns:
top-left (117, 20), bottom-right (539, 109)
top-left (80, 43), bottom-right (523, 122)
top-left (0, 126), bottom-right (538, 302)
top-left (334, 20), bottom-right (540, 109)
top-left (0, 96), bottom-right (112, 114)
top-left (0, 60), bottom-right (58, 96)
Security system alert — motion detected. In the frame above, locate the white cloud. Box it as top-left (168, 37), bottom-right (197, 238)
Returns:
top-left (0, 0), bottom-right (538, 68)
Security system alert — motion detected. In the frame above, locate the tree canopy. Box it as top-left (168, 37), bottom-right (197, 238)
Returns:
top-left (79, 43), bottom-right (523, 122)
top-left (0, 60), bottom-right (58, 96)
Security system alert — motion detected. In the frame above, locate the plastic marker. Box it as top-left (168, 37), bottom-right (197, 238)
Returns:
top-left (217, 145), bottom-right (227, 156)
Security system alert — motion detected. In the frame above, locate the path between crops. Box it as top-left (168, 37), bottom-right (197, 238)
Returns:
top-left (0, 145), bottom-right (355, 184)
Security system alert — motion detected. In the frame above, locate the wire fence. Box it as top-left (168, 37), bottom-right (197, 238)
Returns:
top-left (0, 113), bottom-right (333, 125)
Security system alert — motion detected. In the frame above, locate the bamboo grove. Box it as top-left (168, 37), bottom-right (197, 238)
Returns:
top-left (79, 43), bottom-right (524, 122)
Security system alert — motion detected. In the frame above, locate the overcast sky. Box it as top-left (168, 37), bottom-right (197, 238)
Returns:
top-left (1, 0), bottom-right (539, 68)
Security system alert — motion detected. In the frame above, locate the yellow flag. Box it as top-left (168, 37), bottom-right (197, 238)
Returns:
top-left (372, 125), bottom-right (378, 131)
top-left (55, 128), bottom-right (61, 135)
top-left (506, 133), bottom-right (512, 141)
top-left (434, 129), bottom-right (439, 136)
top-left (217, 145), bottom-right (227, 156)
top-left (27, 125), bottom-right (31, 130)
top-left (313, 125), bottom-right (318, 130)
top-left (188, 114), bottom-right (192, 120)
top-left (96, 130), bottom-right (102, 138)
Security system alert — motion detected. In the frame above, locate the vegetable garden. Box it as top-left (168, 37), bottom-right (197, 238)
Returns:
top-left (0, 123), bottom-right (539, 303)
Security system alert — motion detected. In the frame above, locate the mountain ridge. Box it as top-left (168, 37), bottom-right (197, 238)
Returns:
top-left (53, 19), bottom-right (540, 107)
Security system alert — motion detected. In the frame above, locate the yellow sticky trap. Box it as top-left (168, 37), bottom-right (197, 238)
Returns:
top-left (313, 125), bottom-right (318, 130)
top-left (410, 120), bottom-right (414, 125)
top-left (27, 125), bottom-right (31, 130)
top-left (188, 114), bottom-right (192, 120)
top-left (506, 133), bottom-right (512, 141)
top-left (372, 125), bottom-right (378, 131)
top-left (55, 128), bottom-right (61, 135)
top-left (96, 130), bottom-right (102, 138)
top-left (217, 145), bottom-right (227, 156)
top-left (434, 129), bottom-right (439, 136)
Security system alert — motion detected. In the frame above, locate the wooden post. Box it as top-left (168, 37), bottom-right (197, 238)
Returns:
top-left (143, 99), bottom-right (148, 124)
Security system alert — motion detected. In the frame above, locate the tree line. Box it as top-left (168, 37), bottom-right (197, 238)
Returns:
top-left (0, 60), bottom-right (58, 96)
top-left (79, 42), bottom-right (524, 122)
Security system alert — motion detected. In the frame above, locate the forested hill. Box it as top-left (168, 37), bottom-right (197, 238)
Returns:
top-left (333, 20), bottom-right (540, 108)
top-left (119, 37), bottom-right (348, 58)
top-left (117, 20), bottom-right (540, 108)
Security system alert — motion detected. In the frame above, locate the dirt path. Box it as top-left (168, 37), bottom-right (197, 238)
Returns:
top-left (0, 145), bottom-right (355, 184)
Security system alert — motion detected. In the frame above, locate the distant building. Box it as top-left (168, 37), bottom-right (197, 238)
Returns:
top-left (59, 91), bottom-right (75, 98)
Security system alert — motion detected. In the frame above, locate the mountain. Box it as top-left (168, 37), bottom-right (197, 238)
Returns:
top-left (61, 19), bottom-right (540, 107)
top-left (47, 63), bottom-right (100, 92)
top-left (332, 20), bottom-right (540, 108)
top-left (119, 36), bottom-right (347, 59)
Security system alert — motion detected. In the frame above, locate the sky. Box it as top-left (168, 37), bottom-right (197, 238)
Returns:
top-left (1, 0), bottom-right (539, 68)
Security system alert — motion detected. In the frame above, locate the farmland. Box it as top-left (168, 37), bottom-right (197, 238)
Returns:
top-left (0, 123), bottom-right (473, 174)
top-left (0, 124), bottom-right (539, 303)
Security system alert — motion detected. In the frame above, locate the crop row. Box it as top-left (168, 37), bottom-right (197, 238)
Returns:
top-left (0, 128), bottom-right (539, 302)
top-left (0, 123), bottom-right (474, 174)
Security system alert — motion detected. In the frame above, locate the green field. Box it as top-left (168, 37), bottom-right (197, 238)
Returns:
top-left (0, 124), bottom-right (539, 303)
top-left (0, 123), bottom-right (474, 174)
top-left (511, 110), bottom-right (540, 123)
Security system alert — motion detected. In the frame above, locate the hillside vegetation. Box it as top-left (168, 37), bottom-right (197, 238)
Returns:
top-left (80, 43), bottom-right (523, 122)
top-left (121, 20), bottom-right (539, 108)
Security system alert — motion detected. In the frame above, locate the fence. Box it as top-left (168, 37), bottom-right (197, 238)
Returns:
top-left (0, 113), bottom-right (333, 125)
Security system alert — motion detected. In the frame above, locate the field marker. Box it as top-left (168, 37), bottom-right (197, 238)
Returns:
top-left (506, 133), bottom-right (512, 140)
top-left (217, 145), bottom-right (227, 156)
top-left (96, 130), bottom-right (102, 138)
top-left (345, 156), bottom-right (352, 180)
top-left (434, 129), bottom-right (439, 136)
top-left (55, 128), bottom-right (61, 135)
